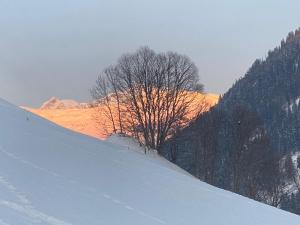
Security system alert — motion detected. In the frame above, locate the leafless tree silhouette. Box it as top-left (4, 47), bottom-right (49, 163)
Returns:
top-left (91, 47), bottom-right (203, 152)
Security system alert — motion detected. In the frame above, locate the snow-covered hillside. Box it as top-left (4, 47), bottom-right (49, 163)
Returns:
top-left (0, 99), bottom-right (299, 225)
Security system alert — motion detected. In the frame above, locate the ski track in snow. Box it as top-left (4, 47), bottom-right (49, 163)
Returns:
top-left (0, 146), bottom-right (62, 178)
top-left (0, 145), bottom-right (81, 187)
top-left (0, 176), bottom-right (73, 225)
top-left (0, 200), bottom-right (72, 225)
top-left (0, 147), bottom-right (73, 225)
top-left (0, 176), bottom-right (31, 206)
top-left (102, 193), bottom-right (166, 224)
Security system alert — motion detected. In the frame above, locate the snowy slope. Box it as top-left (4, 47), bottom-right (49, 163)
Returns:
top-left (0, 99), bottom-right (299, 225)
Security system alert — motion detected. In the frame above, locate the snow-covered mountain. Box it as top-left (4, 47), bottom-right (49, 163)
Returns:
top-left (40, 97), bottom-right (89, 110)
top-left (0, 98), bottom-right (299, 224)
top-left (24, 93), bottom-right (219, 140)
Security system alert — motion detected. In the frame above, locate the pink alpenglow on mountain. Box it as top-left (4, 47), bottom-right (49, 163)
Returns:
top-left (23, 93), bottom-right (219, 139)
top-left (40, 97), bottom-right (89, 110)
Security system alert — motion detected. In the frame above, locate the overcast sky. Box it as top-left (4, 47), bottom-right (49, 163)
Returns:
top-left (1, 0), bottom-right (300, 107)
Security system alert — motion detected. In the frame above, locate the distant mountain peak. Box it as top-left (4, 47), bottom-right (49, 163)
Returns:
top-left (40, 97), bottom-right (88, 110)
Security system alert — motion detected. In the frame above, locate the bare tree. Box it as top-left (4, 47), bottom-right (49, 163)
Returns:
top-left (91, 75), bottom-right (117, 134)
top-left (91, 47), bottom-right (202, 152)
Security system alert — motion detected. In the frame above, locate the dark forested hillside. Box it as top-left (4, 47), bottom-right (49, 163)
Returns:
top-left (220, 29), bottom-right (300, 153)
top-left (162, 28), bottom-right (300, 214)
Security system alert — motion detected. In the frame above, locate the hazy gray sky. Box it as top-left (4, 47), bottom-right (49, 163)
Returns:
top-left (1, 0), bottom-right (300, 107)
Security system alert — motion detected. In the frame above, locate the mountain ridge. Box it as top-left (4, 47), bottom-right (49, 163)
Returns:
top-left (23, 93), bottom-right (219, 140)
top-left (39, 97), bottom-right (89, 110)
